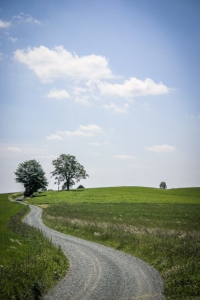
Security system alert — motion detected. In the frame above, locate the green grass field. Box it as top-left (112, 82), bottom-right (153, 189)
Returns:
top-left (28, 186), bottom-right (200, 204)
top-left (27, 186), bottom-right (200, 300)
top-left (0, 193), bottom-right (68, 300)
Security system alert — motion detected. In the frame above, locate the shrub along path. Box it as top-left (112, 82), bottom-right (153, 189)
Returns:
top-left (23, 203), bottom-right (165, 300)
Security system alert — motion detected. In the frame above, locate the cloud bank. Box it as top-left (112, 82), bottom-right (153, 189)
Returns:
top-left (98, 77), bottom-right (170, 98)
top-left (14, 46), bottom-right (113, 82)
top-left (14, 45), bottom-right (172, 112)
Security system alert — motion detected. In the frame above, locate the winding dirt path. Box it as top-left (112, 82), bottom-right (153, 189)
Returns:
top-left (23, 204), bottom-right (165, 300)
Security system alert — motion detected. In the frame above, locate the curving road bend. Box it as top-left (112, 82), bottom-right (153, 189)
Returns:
top-left (23, 204), bottom-right (165, 300)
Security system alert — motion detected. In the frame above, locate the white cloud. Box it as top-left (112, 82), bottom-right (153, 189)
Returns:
top-left (73, 86), bottom-right (88, 95)
top-left (47, 87), bottom-right (91, 104)
top-left (186, 114), bottom-right (200, 119)
top-left (13, 13), bottom-right (41, 25)
top-left (90, 141), bottom-right (109, 146)
top-left (91, 152), bottom-right (102, 155)
top-left (46, 134), bottom-right (63, 141)
top-left (186, 114), bottom-right (194, 119)
top-left (47, 124), bottom-right (103, 140)
top-left (75, 96), bottom-right (91, 105)
top-left (103, 102), bottom-right (129, 114)
top-left (146, 144), bottom-right (176, 153)
top-left (47, 88), bottom-right (71, 99)
top-left (79, 124), bottom-right (103, 133)
top-left (8, 37), bottom-right (18, 43)
top-left (0, 143), bottom-right (58, 162)
top-left (7, 146), bottom-right (21, 152)
top-left (14, 46), bottom-right (114, 82)
top-left (98, 77), bottom-right (170, 98)
top-left (58, 130), bottom-right (94, 137)
top-left (13, 46), bottom-right (172, 111)
top-left (115, 154), bottom-right (135, 159)
top-left (0, 19), bottom-right (10, 28)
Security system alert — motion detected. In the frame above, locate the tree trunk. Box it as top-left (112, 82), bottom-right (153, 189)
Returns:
top-left (67, 178), bottom-right (70, 191)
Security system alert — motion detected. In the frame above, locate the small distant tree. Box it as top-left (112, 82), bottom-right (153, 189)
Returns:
top-left (14, 160), bottom-right (48, 197)
top-left (160, 181), bottom-right (167, 189)
top-left (51, 154), bottom-right (89, 191)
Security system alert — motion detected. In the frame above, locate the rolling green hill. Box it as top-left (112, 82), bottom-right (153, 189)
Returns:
top-left (26, 186), bottom-right (200, 300)
top-left (27, 186), bottom-right (200, 205)
top-left (1, 187), bottom-right (199, 299)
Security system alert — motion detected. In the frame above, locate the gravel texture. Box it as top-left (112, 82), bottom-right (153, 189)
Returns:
top-left (23, 204), bottom-right (165, 300)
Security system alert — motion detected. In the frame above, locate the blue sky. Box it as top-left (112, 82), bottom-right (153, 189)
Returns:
top-left (0, 0), bottom-right (199, 193)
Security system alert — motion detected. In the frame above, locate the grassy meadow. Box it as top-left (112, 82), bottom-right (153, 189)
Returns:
top-left (27, 186), bottom-right (200, 300)
top-left (0, 193), bottom-right (68, 300)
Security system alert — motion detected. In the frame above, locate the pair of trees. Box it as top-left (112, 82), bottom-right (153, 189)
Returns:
top-left (15, 154), bottom-right (89, 197)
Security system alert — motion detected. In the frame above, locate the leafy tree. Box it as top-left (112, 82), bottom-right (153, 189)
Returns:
top-left (159, 181), bottom-right (167, 189)
top-left (14, 160), bottom-right (48, 197)
top-left (51, 154), bottom-right (89, 191)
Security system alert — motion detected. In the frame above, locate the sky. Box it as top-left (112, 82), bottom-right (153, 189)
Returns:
top-left (0, 0), bottom-right (199, 193)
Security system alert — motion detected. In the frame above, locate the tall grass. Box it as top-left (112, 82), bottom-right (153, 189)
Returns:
top-left (0, 193), bottom-right (68, 300)
top-left (28, 187), bottom-right (200, 300)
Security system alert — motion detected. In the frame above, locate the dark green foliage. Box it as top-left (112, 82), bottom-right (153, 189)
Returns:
top-left (160, 181), bottom-right (167, 189)
top-left (14, 160), bottom-right (48, 197)
top-left (51, 154), bottom-right (89, 191)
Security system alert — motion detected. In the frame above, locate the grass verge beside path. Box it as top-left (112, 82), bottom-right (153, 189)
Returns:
top-left (0, 193), bottom-right (68, 300)
top-left (28, 187), bottom-right (200, 300)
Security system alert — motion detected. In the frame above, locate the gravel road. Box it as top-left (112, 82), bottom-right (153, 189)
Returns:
top-left (23, 204), bottom-right (165, 300)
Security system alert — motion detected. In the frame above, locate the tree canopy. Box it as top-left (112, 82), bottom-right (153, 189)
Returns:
top-left (14, 160), bottom-right (48, 197)
top-left (159, 181), bottom-right (167, 189)
top-left (51, 154), bottom-right (89, 191)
